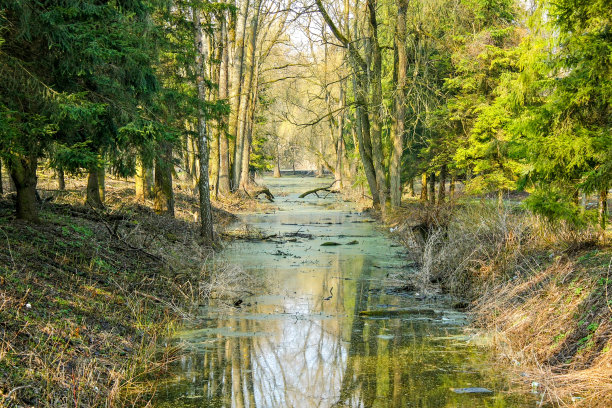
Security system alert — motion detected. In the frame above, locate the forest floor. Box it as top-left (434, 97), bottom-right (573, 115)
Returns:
top-left (0, 175), bottom-right (269, 407)
top-left (385, 198), bottom-right (612, 407)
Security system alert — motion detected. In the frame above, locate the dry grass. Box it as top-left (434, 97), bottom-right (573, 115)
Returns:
top-left (0, 174), bottom-right (254, 407)
top-left (476, 253), bottom-right (612, 407)
top-left (389, 199), bottom-right (611, 406)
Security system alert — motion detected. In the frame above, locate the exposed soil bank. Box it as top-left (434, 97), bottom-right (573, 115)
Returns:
top-left (386, 200), bottom-right (612, 407)
top-left (0, 188), bottom-right (237, 407)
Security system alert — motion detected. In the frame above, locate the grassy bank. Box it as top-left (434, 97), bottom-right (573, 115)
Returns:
top-left (390, 201), bottom-right (612, 407)
top-left (0, 184), bottom-right (243, 407)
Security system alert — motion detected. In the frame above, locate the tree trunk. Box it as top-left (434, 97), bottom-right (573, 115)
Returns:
top-left (238, 0), bottom-right (262, 190)
top-left (10, 155), bottom-right (39, 222)
top-left (273, 157), bottom-right (281, 178)
top-left (154, 143), bottom-right (174, 216)
top-left (210, 119), bottom-right (220, 198)
top-left (230, 0), bottom-right (251, 191)
top-left (190, 135), bottom-right (199, 193)
top-left (97, 166), bottom-right (105, 203)
top-left (390, 0), bottom-right (408, 208)
top-left (239, 101), bottom-right (253, 189)
top-left (183, 134), bottom-right (192, 180)
top-left (219, 130), bottom-right (231, 194)
top-left (429, 172), bottom-right (436, 205)
top-left (86, 167), bottom-right (104, 209)
top-left (194, 6), bottom-right (214, 241)
top-left (335, 100), bottom-right (344, 188)
top-left (449, 173), bottom-right (456, 201)
top-left (209, 26), bottom-right (223, 200)
top-left (0, 158), bottom-right (4, 195)
top-left (145, 166), bottom-right (153, 198)
top-left (316, 159), bottom-right (325, 178)
top-left (56, 167), bottom-right (65, 191)
top-left (600, 188), bottom-right (608, 232)
top-left (366, 0), bottom-right (388, 212)
top-left (420, 173), bottom-right (428, 201)
top-left (135, 157), bottom-right (150, 202)
top-left (7, 160), bottom-right (16, 193)
top-left (218, 15), bottom-right (231, 195)
top-left (316, 0), bottom-right (378, 205)
top-left (438, 163), bottom-right (447, 203)
top-left (355, 80), bottom-right (379, 205)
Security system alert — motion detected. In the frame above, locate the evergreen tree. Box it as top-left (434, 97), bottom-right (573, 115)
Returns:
top-left (518, 0), bottom-right (610, 227)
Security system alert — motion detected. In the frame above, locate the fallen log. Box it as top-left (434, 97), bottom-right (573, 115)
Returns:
top-left (359, 308), bottom-right (441, 318)
top-left (245, 187), bottom-right (275, 202)
top-left (299, 180), bottom-right (339, 198)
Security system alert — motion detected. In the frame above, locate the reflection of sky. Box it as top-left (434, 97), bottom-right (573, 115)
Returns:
top-left (154, 177), bottom-right (534, 408)
top-left (252, 314), bottom-right (348, 407)
top-left (222, 177), bottom-right (404, 407)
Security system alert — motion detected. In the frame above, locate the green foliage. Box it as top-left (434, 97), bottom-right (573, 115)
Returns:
top-left (524, 188), bottom-right (595, 227)
top-left (513, 0), bottom-right (611, 223)
top-left (402, 0), bottom-right (609, 227)
top-left (0, 0), bottom-right (161, 179)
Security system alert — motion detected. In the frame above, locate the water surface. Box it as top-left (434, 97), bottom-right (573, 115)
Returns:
top-left (154, 176), bottom-right (532, 407)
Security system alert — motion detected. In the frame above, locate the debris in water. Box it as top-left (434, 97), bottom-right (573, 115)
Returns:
top-left (450, 387), bottom-right (493, 394)
top-left (359, 308), bottom-right (441, 318)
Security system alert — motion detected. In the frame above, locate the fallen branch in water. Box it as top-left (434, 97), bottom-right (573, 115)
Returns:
top-left (251, 188), bottom-right (275, 202)
top-left (243, 186), bottom-right (275, 202)
top-left (299, 180), bottom-right (339, 198)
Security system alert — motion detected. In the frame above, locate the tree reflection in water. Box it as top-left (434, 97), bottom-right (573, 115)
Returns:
top-left (154, 256), bottom-right (529, 408)
top-left (153, 176), bottom-right (531, 408)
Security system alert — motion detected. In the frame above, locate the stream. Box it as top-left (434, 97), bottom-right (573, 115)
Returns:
top-left (154, 176), bottom-right (533, 407)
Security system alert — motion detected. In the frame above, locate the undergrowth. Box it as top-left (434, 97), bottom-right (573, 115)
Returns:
top-left (0, 186), bottom-right (248, 407)
top-left (390, 200), bottom-right (612, 406)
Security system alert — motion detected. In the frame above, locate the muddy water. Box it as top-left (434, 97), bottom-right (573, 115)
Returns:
top-left (154, 176), bottom-right (532, 407)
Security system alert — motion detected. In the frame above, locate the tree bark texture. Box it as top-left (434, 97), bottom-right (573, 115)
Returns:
top-left (238, 0), bottom-right (262, 190)
top-left (366, 0), bottom-right (388, 212)
top-left (0, 159), bottom-right (4, 195)
top-left (10, 155), bottom-right (39, 222)
top-left (390, 0), bottom-right (408, 208)
top-left (438, 163), bottom-right (447, 203)
top-left (600, 188), bottom-right (608, 232)
top-left (194, 6), bottom-right (214, 241)
top-left (97, 166), bottom-right (105, 204)
top-left (86, 166), bottom-right (104, 209)
top-left (420, 173), bottom-right (428, 201)
top-left (429, 172), bottom-right (436, 205)
top-left (57, 167), bottom-right (65, 191)
top-left (154, 143), bottom-right (174, 216)
top-left (218, 15), bottom-right (231, 195)
top-left (230, 0), bottom-right (251, 190)
top-left (135, 157), bottom-right (147, 202)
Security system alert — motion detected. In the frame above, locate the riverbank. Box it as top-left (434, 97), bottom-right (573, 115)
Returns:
top-left (386, 200), bottom-right (612, 407)
top-left (0, 184), bottom-right (245, 407)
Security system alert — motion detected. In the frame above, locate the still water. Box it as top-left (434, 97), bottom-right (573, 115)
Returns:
top-left (154, 176), bottom-right (532, 407)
